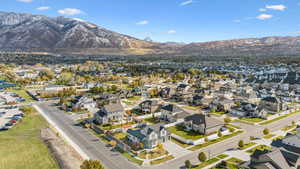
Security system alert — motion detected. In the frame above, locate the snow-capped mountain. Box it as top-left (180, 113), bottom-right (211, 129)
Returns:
top-left (0, 11), bottom-right (154, 50)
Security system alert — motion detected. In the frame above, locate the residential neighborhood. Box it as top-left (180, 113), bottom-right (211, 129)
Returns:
top-left (2, 61), bottom-right (300, 169)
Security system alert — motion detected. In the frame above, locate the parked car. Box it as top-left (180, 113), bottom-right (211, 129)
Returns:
top-left (0, 126), bottom-right (8, 131)
top-left (15, 113), bottom-right (24, 117)
top-left (10, 120), bottom-right (17, 124)
top-left (12, 116), bottom-right (22, 120)
top-left (5, 122), bottom-right (13, 126)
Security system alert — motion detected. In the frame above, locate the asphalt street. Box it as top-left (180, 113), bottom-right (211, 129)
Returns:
top-left (35, 102), bottom-right (300, 169)
top-left (35, 102), bottom-right (140, 169)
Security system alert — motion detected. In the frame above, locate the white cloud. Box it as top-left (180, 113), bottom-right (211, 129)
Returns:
top-left (58, 8), bottom-right (84, 16)
top-left (180, 0), bottom-right (193, 6)
top-left (17, 0), bottom-right (33, 3)
top-left (266, 5), bottom-right (286, 11)
top-left (37, 6), bottom-right (50, 11)
top-left (256, 14), bottom-right (273, 20)
top-left (259, 8), bottom-right (267, 12)
top-left (167, 30), bottom-right (176, 34)
top-left (136, 20), bottom-right (149, 25)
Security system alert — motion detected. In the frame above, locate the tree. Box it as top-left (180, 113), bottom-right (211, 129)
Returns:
top-left (185, 160), bottom-right (192, 169)
top-left (224, 117), bottom-right (232, 124)
top-left (263, 128), bottom-right (270, 135)
top-left (218, 131), bottom-right (223, 137)
top-left (198, 152), bottom-right (207, 162)
top-left (80, 160), bottom-right (104, 169)
top-left (238, 140), bottom-right (244, 149)
top-left (250, 136), bottom-right (256, 140)
top-left (204, 137), bottom-right (209, 142)
top-left (292, 120), bottom-right (296, 126)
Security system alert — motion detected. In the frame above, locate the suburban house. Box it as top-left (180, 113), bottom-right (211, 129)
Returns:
top-left (126, 124), bottom-right (170, 149)
top-left (246, 128), bottom-right (300, 169)
top-left (183, 114), bottom-right (224, 135)
top-left (158, 87), bottom-right (176, 98)
top-left (72, 95), bottom-right (96, 111)
top-left (138, 100), bottom-right (160, 113)
top-left (244, 149), bottom-right (293, 169)
top-left (43, 85), bottom-right (69, 91)
top-left (260, 96), bottom-right (287, 113)
top-left (160, 104), bottom-right (189, 123)
top-left (231, 102), bottom-right (267, 118)
top-left (94, 102), bottom-right (124, 125)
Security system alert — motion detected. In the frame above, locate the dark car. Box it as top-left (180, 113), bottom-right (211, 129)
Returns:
top-left (5, 122), bottom-right (13, 126)
top-left (12, 116), bottom-right (22, 120)
top-left (0, 126), bottom-right (8, 131)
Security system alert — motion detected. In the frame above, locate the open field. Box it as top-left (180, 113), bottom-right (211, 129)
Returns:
top-left (6, 88), bottom-right (35, 103)
top-left (0, 107), bottom-right (58, 169)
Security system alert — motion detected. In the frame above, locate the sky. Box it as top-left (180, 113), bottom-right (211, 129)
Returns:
top-left (2, 0), bottom-right (300, 43)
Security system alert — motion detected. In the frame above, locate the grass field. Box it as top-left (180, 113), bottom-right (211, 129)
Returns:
top-left (6, 88), bottom-right (35, 103)
top-left (0, 107), bottom-right (58, 169)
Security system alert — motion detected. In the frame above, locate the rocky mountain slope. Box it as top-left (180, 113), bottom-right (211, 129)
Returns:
top-left (1, 11), bottom-right (300, 57)
top-left (0, 11), bottom-right (155, 52)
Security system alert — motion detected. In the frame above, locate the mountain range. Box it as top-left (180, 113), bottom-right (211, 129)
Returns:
top-left (1, 11), bottom-right (300, 57)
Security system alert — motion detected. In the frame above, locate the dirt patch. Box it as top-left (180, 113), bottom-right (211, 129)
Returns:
top-left (41, 128), bottom-right (83, 169)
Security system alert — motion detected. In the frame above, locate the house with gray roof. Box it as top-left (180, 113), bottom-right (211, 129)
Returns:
top-left (94, 102), bottom-right (124, 125)
top-left (159, 104), bottom-right (189, 123)
top-left (126, 124), bottom-right (170, 149)
top-left (183, 114), bottom-right (224, 135)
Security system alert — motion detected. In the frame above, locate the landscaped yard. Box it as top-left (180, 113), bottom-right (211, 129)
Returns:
top-left (167, 126), bottom-right (205, 140)
top-left (282, 125), bottom-right (297, 131)
top-left (115, 147), bottom-right (143, 165)
top-left (189, 131), bottom-right (243, 151)
top-left (260, 111), bottom-right (300, 125)
top-left (246, 145), bottom-right (272, 154)
top-left (238, 117), bottom-right (264, 123)
top-left (99, 121), bottom-right (137, 130)
top-left (217, 154), bottom-right (229, 159)
top-left (113, 132), bottom-right (128, 140)
top-left (143, 117), bottom-right (160, 124)
top-left (263, 134), bottom-right (276, 139)
top-left (138, 147), bottom-right (169, 159)
top-left (0, 106), bottom-right (59, 169)
top-left (6, 88), bottom-right (35, 103)
top-left (193, 157), bottom-right (220, 169)
top-left (150, 155), bottom-right (174, 165)
top-left (170, 138), bottom-right (190, 148)
top-left (239, 142), bottom-right (256, 150)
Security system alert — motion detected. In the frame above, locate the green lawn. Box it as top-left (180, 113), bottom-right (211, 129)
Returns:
top-left (113, 132), bottom-right (128, 140)
top-left (227, 157), bottom-right (243, 164)
top-left (246, 145), bottom-right (272, 154)
top-left (238, 117), bottom-right (264, 123)
top-left (143, 117), bottom-right (160, 124)
top-left (260, 111), bottom-right (300, 125)
top-left (127, 96), bottom-right (141, 101)
top-left (193, 158), bottom-right (220, 169)
top-left (167, 126), bottom-right (205, 140)
top-left (189, 131), bottom-right (243, 151)
top-left (150, 155), bottom-right (174, 165)
top-left (0, 107), bottom-right (59, 169)
top-left (239, 142), bottom-right (256, 150)
top-left (115, 147), bottom-right (143, 165)
top-left (272, 136), bottom-right (284, 141)
top-left (217, 154), bottom-right (229, 159)
top-left (99, 121), bottom-right (137, 130)
top-left (6, 88), bottom-right (35, 103)
top-left (170, 138), bottom-right (190, 148)
top-left (263, 134), bottom-right (276, 139)
top-left (226, 124), bottom-right (241, 129)
top-left (282, 125), bottom-right (296, 131)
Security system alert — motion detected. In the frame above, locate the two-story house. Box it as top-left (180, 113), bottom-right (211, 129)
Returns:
top-left (94, 102), bottom-right (124, 125)
top-left (127, 124), bottom-right (170, 149)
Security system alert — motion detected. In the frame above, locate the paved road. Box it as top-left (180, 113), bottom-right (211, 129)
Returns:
top-left (35, 102), bottom-right (300, 169)
top-left (35, 102), bottom-right (140, 169)
top-left (150, 112), bottom-right (300, 169)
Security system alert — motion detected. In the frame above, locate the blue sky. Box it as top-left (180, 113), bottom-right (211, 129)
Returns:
top-left (2, 0), bottom-right (300, 43)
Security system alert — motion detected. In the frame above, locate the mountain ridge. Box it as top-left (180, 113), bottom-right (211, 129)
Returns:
top-left (1, 11), bottom-right (300, 57)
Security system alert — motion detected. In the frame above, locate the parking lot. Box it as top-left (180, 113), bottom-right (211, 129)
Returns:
top-left (0, 108), bottom-right (23, 130)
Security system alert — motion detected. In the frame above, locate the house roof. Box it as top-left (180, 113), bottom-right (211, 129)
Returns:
top-left (103, 102), bottom-right (124, 113)
top-left (262, 97), bottom-right (279, 103)
top-left (161, 104), bottom-right (181, 113)
top-left (184, 114), bottom-right (205, 125)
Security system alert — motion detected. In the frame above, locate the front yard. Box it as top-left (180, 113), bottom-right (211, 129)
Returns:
top-left (167, 125), bottom-right (206, 140)
top-left (246, 145), bottom-right (272, 154)
top-left (137, 146), bottom-right (169, 159)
